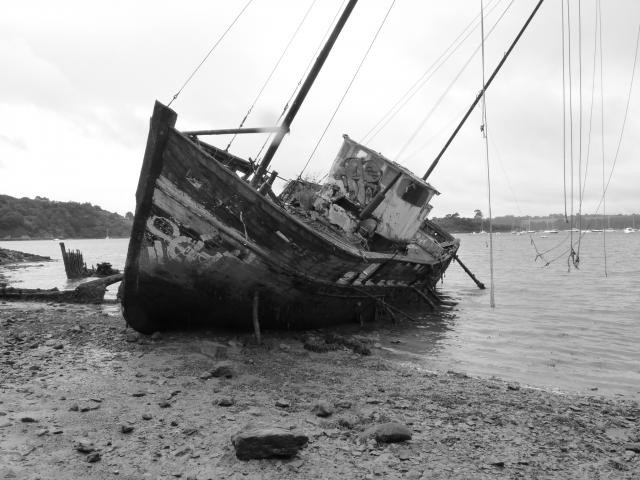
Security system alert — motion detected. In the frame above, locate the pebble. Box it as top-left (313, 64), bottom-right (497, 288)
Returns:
top-left (362, 422), bottom-right (412, 443)
top-left (210, 361), bottom-right (234, 379)
top-left (312, 400), bottom-right (333, 417)
top-left (275, 398), bottom-right (291, 408)
top-left (142, 413), bottom-right (153, 420)
top-left (74, 439), bottom-right (95, 453)
top-left (121, 424), bottom-right (134, 434)
top-left (625, 443), bottom-right (640, 453)
top-left (79, 403), bottom-right (100, 412)
top-left (125, 332), bottom-right (139, 343)
top-left (86, 451), bottom-right (101, 463)
top-left (217, 397), bottom-right (234, 407)
top-left (20, 416), bottom-right (37, 423)
top-left (159, 401), bottom-right (171, 408)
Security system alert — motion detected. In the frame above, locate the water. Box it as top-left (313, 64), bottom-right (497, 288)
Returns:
top-left (0, 238), bottom-right (129, 298)
top-left (1, 233), bottom-right (639, 398)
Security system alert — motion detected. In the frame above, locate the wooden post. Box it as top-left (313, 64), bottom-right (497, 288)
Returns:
top-left (252, 291), bottom-right (262, 344)
top-left (59, 242), bottom-right (71, 278)
top-left (59, 242), bottom-right (88, 279)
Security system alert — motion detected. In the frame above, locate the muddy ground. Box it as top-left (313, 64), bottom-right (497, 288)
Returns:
top-left (1, 301), bottom-right (639, 479)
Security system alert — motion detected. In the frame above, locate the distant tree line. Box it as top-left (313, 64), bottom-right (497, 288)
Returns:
top-left (432, 211), bottom-right (639, 233)
top-left (0, 195), bottom-right (133, 240)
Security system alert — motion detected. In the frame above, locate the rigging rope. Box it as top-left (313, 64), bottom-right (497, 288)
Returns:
top-left (578, 0), bottom-right (583, 242)
top-left (394, 0), bottom-right (515, 162)
top-left (359, 0), bottom-right (504, 144)
top-left (599, 0), bottom-right (607, 277)
top-left (597, 22), bottom-right (640, 274)
top-left (576, 1), bottom-right (600, 262)
top-left (297, 0), bottom-right (397, 179)
top-left (225, 0), bottom-right (318, 151)
top-left (167, 0), bottom-right (254, 107)
top-left (254, 0), bottom-right (348, 162)
top-left (561, 0), bottom-right (568, 222)
top-left (566, 0), bottom-right (577, 270)
top-left (480, 0), bottom-right (495, 308)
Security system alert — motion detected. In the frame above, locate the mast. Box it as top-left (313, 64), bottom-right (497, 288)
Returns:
top-left (422, 0), bottom-right (545, 180)
top-left (251, 0), bottom-right (359, 187)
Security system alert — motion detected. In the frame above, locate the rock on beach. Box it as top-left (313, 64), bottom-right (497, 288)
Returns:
top-left (231, 427), bottom-right (309, 460)
top-left (362, 422), bottom-right (412, 443)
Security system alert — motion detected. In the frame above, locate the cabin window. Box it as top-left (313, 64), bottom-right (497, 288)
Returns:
top-left (398, 178), bottom-right (430, 207)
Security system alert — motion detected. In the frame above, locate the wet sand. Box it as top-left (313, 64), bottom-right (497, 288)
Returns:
top-left (1, 301), bottom-right (639, 479)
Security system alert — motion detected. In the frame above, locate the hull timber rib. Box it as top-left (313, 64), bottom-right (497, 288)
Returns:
top-left (122, 102), bottom-right (458, 333)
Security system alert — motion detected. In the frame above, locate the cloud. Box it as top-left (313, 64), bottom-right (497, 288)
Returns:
top-left (0, 133), bottom-right (27, 151)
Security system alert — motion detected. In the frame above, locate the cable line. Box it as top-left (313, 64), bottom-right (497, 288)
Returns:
top-left (596, 22), bottom-right (640, 230)
top-left (167, 0), bottom-right (254, 107)
top-left (577, 1), bottom-right (600, 262)
top-left (298, 0), bottom-right (397, 178)
top-left (561, 0), bottom-right (568, 222)
top-left (394, 0), bottom-right (515, 163)
top-left (578, 0), bottom-right (583, 240)
top-left (480, 0), bottom-right (495, 308)
top-left (360, 0), bottom-right (505, 144)
top-left (566, 0), bottom-right (576, 270)
top-left (255, 0), bottom-right (348, 162)
top-left (226, 0), bottom-right (318, 151)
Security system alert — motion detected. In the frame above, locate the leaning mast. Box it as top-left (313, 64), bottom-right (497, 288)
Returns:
top-left (251, 0), bottom-right (359, 188)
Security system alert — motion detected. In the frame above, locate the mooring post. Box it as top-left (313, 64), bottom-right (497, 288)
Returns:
top-left (252, 291), bottom-right (262, 344)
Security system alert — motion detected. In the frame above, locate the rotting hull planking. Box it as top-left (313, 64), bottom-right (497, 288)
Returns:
top-left (122, 102), bottom-right (457, 334)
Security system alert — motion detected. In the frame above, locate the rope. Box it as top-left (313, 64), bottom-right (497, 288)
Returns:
top-left (394, 0), bottom-right (515, 163)
top-left (566, 0), bottom-right (577, 270)
top-left (360, 0), bottom-right (505, 144)
top-left (480, 0), bottom-right (495, 308)
top-left (595, 22), bottom-right (640, 275)
top-left (255, 0), bottom-right (347, 162)
top-left (167, 0), bottom-right (254, 107)
top-left (298, 0), bottom-right (397, 178)
top-left (577, 1), bottom-right (600, 262)
top-left (599, 0), bottom-right (607, 277)
top-left (578, 0), bottom-right (583, 242)
top-left (561, 0), bottom-right (568, 222)
top-left (225, 0), bottom-right (318, 151)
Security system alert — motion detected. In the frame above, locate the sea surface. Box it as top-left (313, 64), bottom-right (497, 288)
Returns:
top-left (1, 232), bottom-right (639, 399)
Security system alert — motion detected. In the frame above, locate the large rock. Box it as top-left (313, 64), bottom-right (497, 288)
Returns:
top-left (232, 427), bottom-right (308, 460)
top-left (211, 361), bottom-right (235, 378)
top-left (362, 422), bottom-right (412, 443)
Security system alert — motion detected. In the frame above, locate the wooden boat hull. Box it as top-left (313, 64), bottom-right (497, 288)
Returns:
top-left (122, 102), bottom-right (457, 333)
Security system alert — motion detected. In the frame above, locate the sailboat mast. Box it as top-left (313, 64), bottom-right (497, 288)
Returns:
top-left (251, 0), bottom-right (359, 187)
top-left (422, 0), bottom-right (545, 181)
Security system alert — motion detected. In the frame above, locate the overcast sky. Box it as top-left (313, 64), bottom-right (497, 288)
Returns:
top-left (1, 0), bottom-right (639, 218)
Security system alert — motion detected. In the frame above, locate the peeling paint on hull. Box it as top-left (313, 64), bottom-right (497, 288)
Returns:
top-left (121, 102), bottom-right (457, 334)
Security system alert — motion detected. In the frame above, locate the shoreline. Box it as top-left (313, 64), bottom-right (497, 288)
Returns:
top-left (1, 302), bottom-right (638, 478)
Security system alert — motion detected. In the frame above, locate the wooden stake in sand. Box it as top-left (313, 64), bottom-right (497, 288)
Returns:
top-left (252, 291), bottom-right (261, 344)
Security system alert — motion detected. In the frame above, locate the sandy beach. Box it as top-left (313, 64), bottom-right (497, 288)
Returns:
top-left (1, 300), bottom-right (639, 479)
